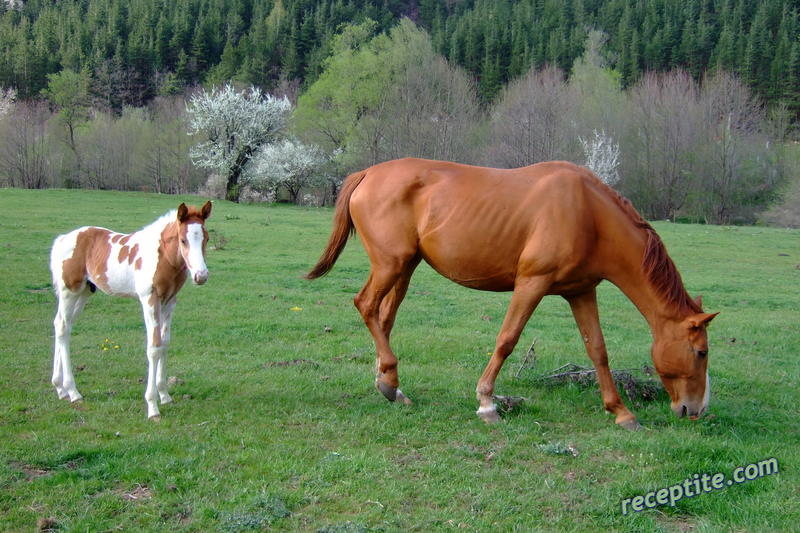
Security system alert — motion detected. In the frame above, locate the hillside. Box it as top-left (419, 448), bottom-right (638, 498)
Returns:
top-left (0, 0), bottom-right (798, 111)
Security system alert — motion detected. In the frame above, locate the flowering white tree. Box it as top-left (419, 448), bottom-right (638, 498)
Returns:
top-left (187, 84), bottom-right (291, 201)
top-left (248, 138), bottom-right (326, 204)
top-left (0, 87), bottom-right (15, 118)
top-left (579, 129), bottom-right (620, 186)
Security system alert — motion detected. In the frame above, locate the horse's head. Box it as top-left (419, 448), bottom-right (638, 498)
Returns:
top-left (177, 201), bottom-right (212, 285)
top-left (652, 300), bottom-right (718, 420)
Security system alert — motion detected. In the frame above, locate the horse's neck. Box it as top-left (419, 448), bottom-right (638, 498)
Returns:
top-left (604, 228), bottom-right (689, 340)
top-left (157, 221), bottom-right (184, 272)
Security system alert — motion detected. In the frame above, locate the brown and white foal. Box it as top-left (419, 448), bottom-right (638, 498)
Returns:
top-left (49, 202), bottom-right (212, 419)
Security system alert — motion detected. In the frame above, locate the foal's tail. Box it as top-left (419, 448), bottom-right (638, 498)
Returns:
top-left (305, 170), bottom-right (367, 280)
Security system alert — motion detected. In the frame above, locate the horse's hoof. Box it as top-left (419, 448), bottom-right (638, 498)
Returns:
top-left (376, 380), bottom-right (398, 402)
top-left (477, 405), bottom-right (501, 424)
top-left (148, 414), bottom-right (161, 422)
top-left (617, 417), bottom-right (642, 431)
top-left (160, 394), bottom-right (173, 405)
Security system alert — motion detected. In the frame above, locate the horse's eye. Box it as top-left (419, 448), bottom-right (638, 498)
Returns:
top-left (181, 239), bottom-right (188, 245)
top-left (696, 349), bottom-right (708, 358)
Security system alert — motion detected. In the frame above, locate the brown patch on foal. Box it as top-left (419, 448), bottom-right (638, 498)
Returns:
top-left (61, 228), bottom-right (112, 292)
top-left (118, 243), bottom-right (140, 265)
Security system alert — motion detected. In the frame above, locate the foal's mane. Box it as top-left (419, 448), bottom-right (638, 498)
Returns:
top-left (593, 177), bottom-right (701, 315)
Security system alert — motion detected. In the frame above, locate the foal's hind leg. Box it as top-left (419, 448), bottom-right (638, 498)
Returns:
top-left (355, 261), bottom-right (413, 404)
top-left (52, 285), bottom-right (90, 402)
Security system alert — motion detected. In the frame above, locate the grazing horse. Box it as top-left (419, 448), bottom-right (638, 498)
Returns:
top-left (307, 158), bottom-right (717, 429)
top-left (50, 202), bottom-right (212, 419)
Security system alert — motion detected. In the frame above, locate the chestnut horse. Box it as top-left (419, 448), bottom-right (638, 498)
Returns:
top-left (307, 158), bottom-right (717, 429)
top-left (50, 202), bottom-right (212, 419)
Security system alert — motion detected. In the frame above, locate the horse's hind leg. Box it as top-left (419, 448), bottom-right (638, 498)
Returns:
top-left (355, 260), bottom-right (414, 405)
top-left (52, 285), bottom-right (90, 402)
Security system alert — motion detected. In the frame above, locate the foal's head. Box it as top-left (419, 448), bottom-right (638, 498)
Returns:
top-left (176, 201), bottom-right (212, 285)
top-left (652, 297), bottom-right (718, 419)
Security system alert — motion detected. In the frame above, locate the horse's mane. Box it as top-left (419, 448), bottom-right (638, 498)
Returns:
top-left (591, 174), bottom-right (701, 315)
top-left (139, 210), bottom-right (177, 236)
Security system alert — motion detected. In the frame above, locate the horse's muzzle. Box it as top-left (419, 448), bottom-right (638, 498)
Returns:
top-left (672, 402), bottom-right (705, 420)
top-left (193, 270), bottom-right (209, 285)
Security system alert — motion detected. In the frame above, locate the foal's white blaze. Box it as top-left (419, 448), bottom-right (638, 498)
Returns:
top-left (183, 223), bottom-right (208, 285)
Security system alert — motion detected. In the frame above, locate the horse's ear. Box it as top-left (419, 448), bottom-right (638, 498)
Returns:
top-left (177, 203), bottom-right (189, 222)
top-left (694, 295), bottom-right (703, 308)
top-left (687, 312), bottom-right (719, 329)
top-left (200, 201), bottom-right (212, 220)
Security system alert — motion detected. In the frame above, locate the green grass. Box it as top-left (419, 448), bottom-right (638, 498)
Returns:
top-left (1, 188), bottom-right (798, 532)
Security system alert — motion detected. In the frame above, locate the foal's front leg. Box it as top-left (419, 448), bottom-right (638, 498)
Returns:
top-left (140, 294), bottom-right (165, 419)
top-left (156, 299), bottom-right (177, 405)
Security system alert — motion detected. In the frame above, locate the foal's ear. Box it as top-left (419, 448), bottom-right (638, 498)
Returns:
top-left (686, 312), bottom-right (719, 329)
top-left (694, 295), bottom-right (703, 308)
top-left (177, 203), bottom-right (189, 222)
top-left (200, 200), bottom-right (212, 220)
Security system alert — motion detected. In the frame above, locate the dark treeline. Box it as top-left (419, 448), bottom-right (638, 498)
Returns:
top-left (1, 0), bottom-right (799, 113)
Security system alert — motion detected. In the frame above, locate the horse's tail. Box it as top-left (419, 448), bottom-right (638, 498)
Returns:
top-left (305, 170), bottom-right (367, 280)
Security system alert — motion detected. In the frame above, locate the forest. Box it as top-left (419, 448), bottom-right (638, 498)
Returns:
top-left (0, 0), bottom-right (799, 225)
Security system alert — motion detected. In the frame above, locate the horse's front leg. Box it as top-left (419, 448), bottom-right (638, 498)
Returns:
top-left (476, 276), bottom-right (549, 423)
top-left (566, 290), bottom-right (640, 430)
top-left (140, 294), bottom-right (165, 420)
top-left (156, 299), bottom-right (177, 405)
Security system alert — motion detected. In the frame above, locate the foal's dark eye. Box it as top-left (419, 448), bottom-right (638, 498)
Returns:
top-left (696, 349), bottom-right (708, 358)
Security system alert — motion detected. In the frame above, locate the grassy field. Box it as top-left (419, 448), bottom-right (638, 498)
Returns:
top-left (0, 188), bottom-right (798, 532)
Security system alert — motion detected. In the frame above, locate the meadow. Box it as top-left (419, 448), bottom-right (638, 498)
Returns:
top-left (0, 188), bottom-right (798, 532)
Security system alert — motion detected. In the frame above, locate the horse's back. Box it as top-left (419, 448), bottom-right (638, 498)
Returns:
top-left (349, 158), bottom-right (604, 290)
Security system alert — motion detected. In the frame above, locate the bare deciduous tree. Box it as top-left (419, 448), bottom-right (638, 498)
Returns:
top-left (696, 71), bottom-right (770, 224)
top-left (0, 100), bottom-right (52, 188)
top-left (621, 71), bottom-right (703, 220)
top-left (486, 66), bottom-right (580, 168)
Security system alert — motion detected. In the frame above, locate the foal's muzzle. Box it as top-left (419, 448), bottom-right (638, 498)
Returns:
top-left (193, 269), bottom-right (209, 285)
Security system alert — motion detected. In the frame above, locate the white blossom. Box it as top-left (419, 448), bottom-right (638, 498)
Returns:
top-left (248, 138), bottom-right (326, 203)
top-left (0, 87), bottom-right (16, 118)
top-left (186, 84), bottom-right (291, 177)
top-left (579, 129), bottom-right (621, 186)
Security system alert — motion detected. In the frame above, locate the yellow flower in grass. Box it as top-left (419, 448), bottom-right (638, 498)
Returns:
top-left (290, 306), bottom-right (303, 312)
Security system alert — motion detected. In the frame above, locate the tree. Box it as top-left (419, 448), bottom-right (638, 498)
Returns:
top-left (248, 138), bottom-right (326, 203)
top-left (485, 65), bottom-right (579, 168)
top-left (187, 83), bottom-right (291, 202)
top-left (0, 100), bottom-right (52, 188)
top-left (579, 129), bottom-right (620, 186)
top-left (0, 87), bottom-right (15, 118)
top-left (621, 70), bottom-right (703, 220)
top-left (295, 18), bottom-right (482, 175)
top-left (41, 69), bottom-right (90, 153)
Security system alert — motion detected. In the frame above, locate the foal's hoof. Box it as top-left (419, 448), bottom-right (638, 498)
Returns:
top-left (477, 405), bottom-right (501, 424)
top-left (376, 381), bottom-right (412, 405)
top-left (148, 414), bottom-right (162, 422)
top-left (617, 417), bottom-right (642, 431)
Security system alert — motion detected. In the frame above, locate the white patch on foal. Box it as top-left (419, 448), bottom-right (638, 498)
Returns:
top-left (50, 202), bottom-right (212, 419)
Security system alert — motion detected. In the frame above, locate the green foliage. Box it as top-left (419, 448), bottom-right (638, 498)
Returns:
top-left (0, 0), bottom-right (798, 112)
top-left (0, 189), bottom-right (798, 531)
